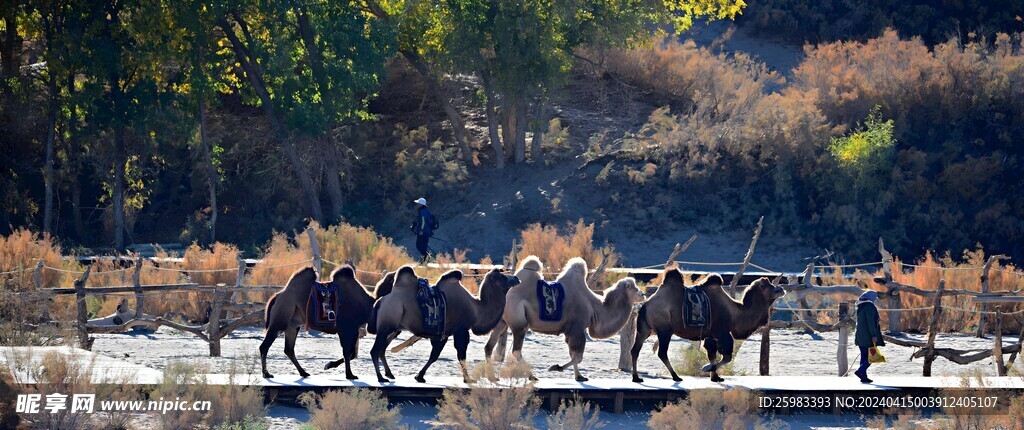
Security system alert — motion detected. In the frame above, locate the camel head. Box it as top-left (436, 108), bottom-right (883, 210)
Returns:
top-left (482, 268), bottom-right (520, 295)
top-left (609, 277), bottom-right (645, 303)
top-left (744, 277), bottom-right (786, 305)
top-left (514, 255), bottom-right (544, 286)
top-left (374, 271), bottom-right (396, 299)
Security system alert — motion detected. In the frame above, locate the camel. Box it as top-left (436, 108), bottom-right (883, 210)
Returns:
top-left (259, 265), bottom-right (375, 380)
top-left (502, 257), bottom-right (645, 381)
top-left (483, 256), bottom-right (545, 362)
top-left (630, 269), bottom-right (785, 383)
top-left (368, 266), bottom-right (520, 383)
top-left (329, 270), bottom-right (399, 379)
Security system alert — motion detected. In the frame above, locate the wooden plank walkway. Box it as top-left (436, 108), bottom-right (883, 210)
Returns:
top-left (6, 347), bottom-right (1024, 414)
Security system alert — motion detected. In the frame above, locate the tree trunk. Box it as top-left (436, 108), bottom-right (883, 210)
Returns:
top-left (482, 75), bottom-right (505, 169)
top-left (361, 0), bottom-right (474, 164)
top-left (513, 99), bottom-right (527, 163)
top-left (43, 74), bottom-right (58, 233)
top-left (112, 125), bottom-right (127, 250)
top-left (0, 14), bottom-right (18, 80)
top-left (199, 102), bottom-right (218, 243)
top-left (501, 103), bottom-right (515, 161)
top-left (400, 50), bottom-right (473, 165)
top-left (323, 139), bottom-right (345, 222)
top-left (220, 15), bottom-right (324, 223)
top-left (530, 99), bottom-right (546, 163)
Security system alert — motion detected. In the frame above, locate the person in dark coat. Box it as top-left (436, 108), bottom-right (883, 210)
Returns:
top-left (854, 290), bottom-right (885, 383)
top-left (410, 198), bottom-right (436, 261)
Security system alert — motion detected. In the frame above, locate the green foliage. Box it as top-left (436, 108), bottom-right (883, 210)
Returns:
top-left (827, 106), bottom-right (896, 194)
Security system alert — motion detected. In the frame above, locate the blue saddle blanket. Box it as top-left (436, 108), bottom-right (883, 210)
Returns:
top-left (536, 279), bottom-right (565, 322)
top-left (683, 287), bottom-right (711, 327)
top-left (416, 278), bottom-right (446, 336)
top-left (307, 281), bottom-right (340, 332)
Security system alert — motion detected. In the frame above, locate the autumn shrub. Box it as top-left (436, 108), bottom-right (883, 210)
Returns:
top-left (0, 229), bottom-right (77, 345)
top-left (12, 350), bottom-right (96, 429)
top-left (206, 358), bottom-right (267, 428)
top-left (433, 361), bottom-right (540, 429)
top-left (515, 220), bottom-right (619, 289)
top-left (298, 388), bottom-right (402, 430)
top-left (150, 361), bottom-right (211, 430)
top-left (647, 388), bottom-right (780, 430)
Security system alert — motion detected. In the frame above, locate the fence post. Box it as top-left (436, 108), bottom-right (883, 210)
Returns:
top-left (133, 255), bottom-right (144, 318)
top-left (994, 306), bottom-right (1006, 376)
top-left (837, 302), bottom-right (850, 376)
top-left (976, 255), bottom-right (1008, 338)
top-left (33, 261), bottom-right (44, 289)
top-left (760, 321), bottom-right (771, 376)
top-left (208, 284), bottom-right (227, 357)
top-left (307, 227), bottom-right (322, 278)
top-left (729, 217), bottom-right (762, 296)
top-left (74, 265), bottom-right (93, 350)
top-left (923, 279), bottom-right (945, 377)
top-left (879, 238), bottom-right (901, 334)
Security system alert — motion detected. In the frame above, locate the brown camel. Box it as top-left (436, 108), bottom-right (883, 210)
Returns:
top-left (368, 266), bottom-right (520, 383)
top-left (630, 269), bottom-right (785, 383)
top-left (503, 257), bottom-right (645, 381)
top-left (259, 265), bottom-right (374, 380)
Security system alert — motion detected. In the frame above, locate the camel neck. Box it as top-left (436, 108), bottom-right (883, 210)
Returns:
top-left (731, 288), bottom-right (770, 339)
top-left (471, 281), bottom-right (506, 335)
top-left (589, 287), bottom-right (633, 339)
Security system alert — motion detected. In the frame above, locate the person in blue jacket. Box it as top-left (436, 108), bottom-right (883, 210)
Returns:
top-left (854, 290), bottom-right (885, 383)
top-left (410, 198), bottom-right (438, 261)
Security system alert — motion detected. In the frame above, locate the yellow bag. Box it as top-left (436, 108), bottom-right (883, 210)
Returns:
top-left (868, 343), bottom-right (887, 364)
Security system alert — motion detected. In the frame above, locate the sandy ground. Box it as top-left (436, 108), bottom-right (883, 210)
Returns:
top-left (93, 327), bottom-right (1013, 381)
top-left (85, 327), bottom-right (1019, 429)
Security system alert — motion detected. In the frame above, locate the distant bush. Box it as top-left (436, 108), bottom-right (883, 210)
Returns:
top-left (515, 220), bottom-right (619, 289)
top-left (546, 396), bottom-right (605, 430)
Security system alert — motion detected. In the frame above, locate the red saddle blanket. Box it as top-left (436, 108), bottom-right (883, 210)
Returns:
top-left (306, 281), bottom-right (340, 332)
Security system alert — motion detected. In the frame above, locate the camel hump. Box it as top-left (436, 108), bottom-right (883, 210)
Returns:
top-left (517, 255), bottom-right (544, 273)
top-left (332, 265), bottom-right (355, 280)
top-left (439, 270), bottom-right (463, 282)
top-left (662, 267), bottom-right (684, 285)
top-left (397, 265), bottom-right (417, 279)
top-left (700, 273), bottom-right (724, 287)
top-left (558, 257), bottom-right (588, 281)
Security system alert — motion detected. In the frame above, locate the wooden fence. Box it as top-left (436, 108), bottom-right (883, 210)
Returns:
top-left (5, 222), bottom-right (1024, 379)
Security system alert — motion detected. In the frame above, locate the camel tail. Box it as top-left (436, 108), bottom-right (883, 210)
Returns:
top-left (264, 293), bottom-right (279, 332)
top-left (367, 299), bottom-right (382, 334)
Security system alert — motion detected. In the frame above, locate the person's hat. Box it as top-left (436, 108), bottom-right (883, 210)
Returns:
top-left (414, 198), bottom-right (427, 206)
top-left (859, 290), bottom-right (879, 302)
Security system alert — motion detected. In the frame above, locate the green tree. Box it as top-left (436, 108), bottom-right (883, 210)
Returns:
top-left (827, 105), bottom-right (896, 195)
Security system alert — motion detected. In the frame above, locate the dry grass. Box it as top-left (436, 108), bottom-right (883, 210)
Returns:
top-left (672, 341), bottom-right (743, 377)
top-left (546, 396), bottom-right (605, 430)
top-left (647, 388), bottom-right (781, 430)
top-left (433, 361), bottom-right (540, 429)
top-left (298, 388), bottom-right (402, 430)
top-left (18, 350), bottom-right (96, 429)
top-left (206, 357), bottom-right (267, 428)
top-left (151, 361), bottom-right (211, 430)
top-left (864, 407), bottom-right (928, 429)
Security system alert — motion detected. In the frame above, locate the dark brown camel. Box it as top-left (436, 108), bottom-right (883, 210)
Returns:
top-left (328, 271), bottom-right (399, 379)
top-left (630, 269), bottom-right (785, 382)
top-left (368, 267), bottom-right (520, 383)
top-left (259, 265), bottom-right (374, 380)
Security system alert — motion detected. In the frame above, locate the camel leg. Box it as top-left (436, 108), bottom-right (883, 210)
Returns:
top-left (341, 327), bottom-right (360, 380)
top-left (701, 337), bottom-right (728, 383)
top-left (415, 336), bottom-right (449, 383)
top-left (630, 316), bottom-right (653, 383)
top-left (655, 330), bottom-right (681, 381)
top-left (381, 331), bottom-right (399, 379)
top-left (484, 320), bottom-right (508, 362)
top-left (567, 334), bottom-right (589, 382)
top-left (284, 327), bottom-right (309, 378)
top-left (370, 329), bottom-right (396, 383)
top-left (454, 329), bottom-right (473, 383)
top-left (510, 325), bottom-right (536, 380)
top-left (259, 329), bottom-right (280, 379)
